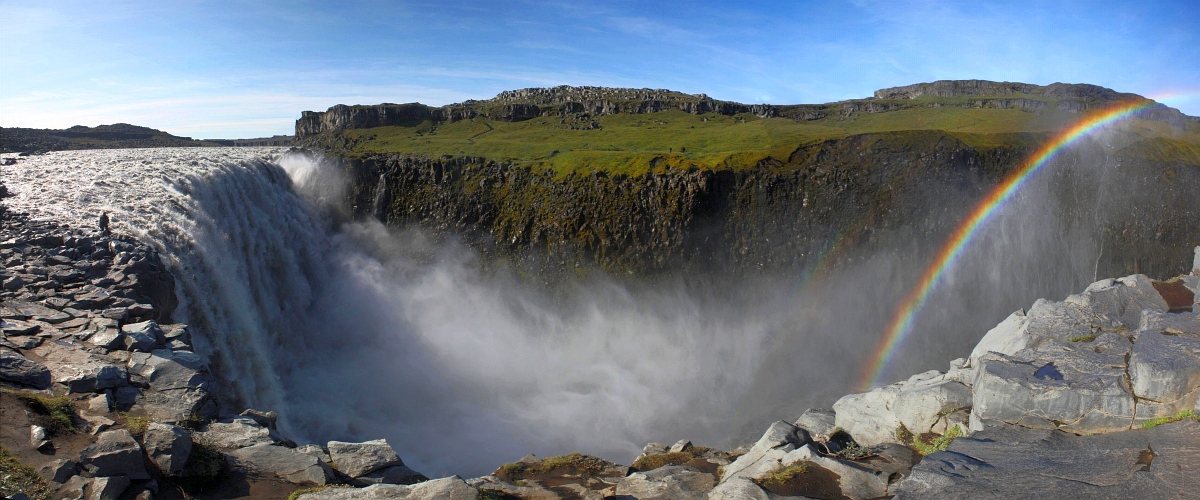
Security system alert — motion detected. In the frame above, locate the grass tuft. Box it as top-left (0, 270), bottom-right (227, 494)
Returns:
top-left (288, 485), bottom-right (348, 500)
top-left (495, 452), bottom-right (611, 481)
top-left (18, 392), bottom-right (78, 435)
top-left (178, 436), bottom-right (224, 493)
top-left (630, 451), bottom-right (696, 471)
top-left (1141, 409), bottom-right (1199, 429)
top-left (0, 445), bottom-right (48, 500)
top-left (1069, 334), bottom-right (1098, 342)
top-left (754, 462), bottom-right (811, 491)
top-left (830, 441), bottom-right (874, 460)
top-left (117, 412), bottom-right (150, 439)
top-left (909, 426), bottom-right (964, 456)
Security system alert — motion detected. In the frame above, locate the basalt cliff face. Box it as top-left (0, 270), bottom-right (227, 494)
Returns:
top-left (335, 131), bottom-right (1200, 279)
top-left (302, 80), bottom-right (1200, 279)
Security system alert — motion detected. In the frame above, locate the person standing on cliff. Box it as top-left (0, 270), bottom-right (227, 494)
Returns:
top-left (99, 212), bottom-right (110, 235)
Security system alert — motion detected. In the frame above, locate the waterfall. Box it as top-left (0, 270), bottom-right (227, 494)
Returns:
top-left (0, 133), bottom-right (1167, 476)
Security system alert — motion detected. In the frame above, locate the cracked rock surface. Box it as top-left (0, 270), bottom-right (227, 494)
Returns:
top-left (893, 419), bottom-right (1200, 498)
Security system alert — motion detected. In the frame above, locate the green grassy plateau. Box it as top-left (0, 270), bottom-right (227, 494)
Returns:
top-left (326, 95), bottom-right (1200, 175)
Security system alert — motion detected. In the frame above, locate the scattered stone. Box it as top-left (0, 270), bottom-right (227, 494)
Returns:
top-left (38, 458), bottom-right (77, 484)
top-left (79, 429), bottom-right (149, 480)
top-left (31, 424), bottom-right (50, 449)
top-left (327, 439), bottom-right (404, 478)
top-left (239, 408), bottom-right (278, 429)
top-left (87, 392), bottom-right (113, 413)
top-left (669, 439), bottom-right (693, 453)
top-left (143, 422), bottom-right (192, 475)
top-left (88, 475), bottom-right (131, 500)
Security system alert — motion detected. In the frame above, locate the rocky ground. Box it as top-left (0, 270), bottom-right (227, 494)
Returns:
top-left (4, 175), bottom-right (1200, 499)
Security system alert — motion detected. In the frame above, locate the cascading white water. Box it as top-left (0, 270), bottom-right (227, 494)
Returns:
top-left (0, 138), bottom-right (1159, 476)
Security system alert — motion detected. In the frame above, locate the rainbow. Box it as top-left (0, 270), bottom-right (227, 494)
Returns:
top-left (857, 98), bottom-right (1166, 392)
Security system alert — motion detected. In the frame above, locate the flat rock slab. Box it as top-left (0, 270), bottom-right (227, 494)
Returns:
top-left (615, 465), bottom-right (714, 500)
top-left (79, 429), bottom-right (149, 480)
top-left (0, 348), bottom-right (52, 389)
top-left (296, 477), bottom-right (477, 500)
top-left (893, 420), bottom-right (1200, 498)
top-left (229, 443), bottom-right (332, 486)
top-left (327, 439), bottom-right (403, 478)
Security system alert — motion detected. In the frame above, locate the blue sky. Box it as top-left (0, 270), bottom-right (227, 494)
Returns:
top-left (2, 0), bottom-right (1198, 139)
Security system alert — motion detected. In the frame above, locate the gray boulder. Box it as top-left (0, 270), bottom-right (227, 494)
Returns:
top-left (296, 477), bottom-right (477, 499)
top-left (669, 439), bottom-right (693, 453)
top-left (833, 383), bottom-right (904, 446)
top-left (36, 346), bottom-right (128, 393)
top-left (9, 301), bottom-right (71, 324)
top-left (229, 443), bottom-right (333, 485)
top-left (121, 320), bottom-right (163, 343)
top-left (39, 458), bottom-right (78, 483)
top-left (972, 332), bottom-right (1135, 434)
top-left (893, 420), bottom-right (1200, 498)
top-left (88, 475), bottom-right (131, 500)
top-left (718, 421), bottom-right (808, 485)
top-left (197, 416), bottom-right (282, 449)
top-left (967, 309), bottom-right (1032, 370)
top-left (892, 377), bottom-right (972, 435)
top-left (31, 424), bottom-right (50, 449)
top-left (126, 349), bottom-right (212, 391)
top-left (143, 423), bottom-right (192, 475)
top-left (615, 465), bottom-right (713, 500)
top-left (1067, 274), bottom-right (1168, 328)
top-left (88, 328), bottom-right (125, 350)
top-left (79, 429), bottom-right (149, 480)
top-left (785, 444), bottom-right (890, 500)
top-left (793, 408), bottom-right (836, 437)
top-left (122, 331), bottom-right (156, 352)
top-left (327, 439), bottom-right (403, 478)
top-left (1128, 309), bottom-right (1200, 422)
top-left (239, 408), bottom-right (278, 429)
top-left (0, 349), bottom-right (51, 389)
top-left (352, 464), bottom-right (427, 486)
